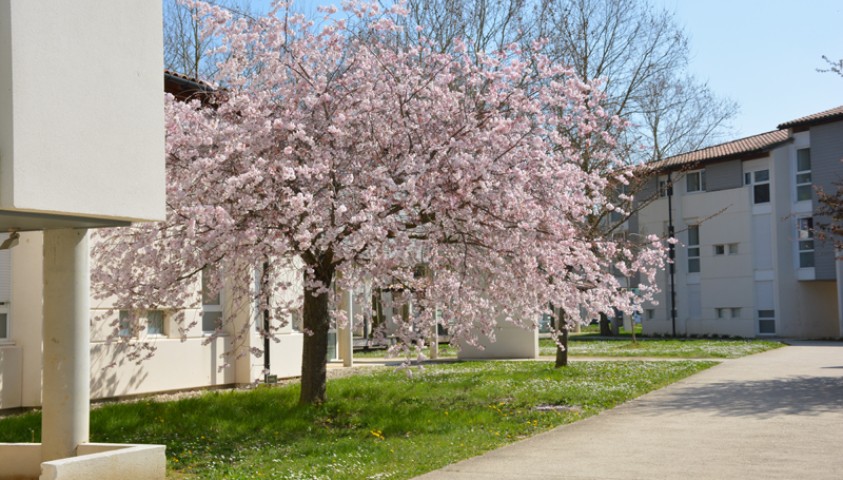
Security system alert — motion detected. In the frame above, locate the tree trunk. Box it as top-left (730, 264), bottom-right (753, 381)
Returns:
top-left (299, 256), bottom-right (335, 405)
top-left (555, 308), bottom-right (569, 368)
top-left (599, 312), bottom-right (613, 336)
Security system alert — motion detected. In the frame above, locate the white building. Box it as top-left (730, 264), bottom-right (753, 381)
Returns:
top-left (636, 106), bottom-right (843, 338)
top-left (0, 73), bottom-right (305, 413)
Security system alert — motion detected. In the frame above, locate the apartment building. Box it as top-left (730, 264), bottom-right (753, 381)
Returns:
top-left (636, 106), bottom-right (843, 338)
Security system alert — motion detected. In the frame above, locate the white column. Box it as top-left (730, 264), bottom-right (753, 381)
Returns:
top-left (429, 322), bottom-right (439, 360)
top-left (338, 289), bottom-right (353, 368)
top-left (41, 229), bottom-right (90, 461)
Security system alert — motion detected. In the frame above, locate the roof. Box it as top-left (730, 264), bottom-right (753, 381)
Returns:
top-left (777, 105), bottom-right (843, 129)
top-left (164, 70), bottom-right (215, 103)
top-left (652, 129), bottom-right (791, 170)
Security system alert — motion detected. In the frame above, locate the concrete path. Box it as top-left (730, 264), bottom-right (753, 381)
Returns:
top-left (413, 342), bottom-right (843, 480)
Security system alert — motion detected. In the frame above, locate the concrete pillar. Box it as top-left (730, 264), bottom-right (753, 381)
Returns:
top-left (338, 289), bottom-right (353, 368)
top-left (836, 250), bottom-right (843, 337)
top-left (41, 229), bottom-right (90, 461)
top-left (429, 323), bottom-right (439, 360)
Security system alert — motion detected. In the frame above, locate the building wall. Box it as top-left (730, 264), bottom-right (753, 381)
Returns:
top-left (706, 159), bottom-right (743, 191)
top-left (809, 122), bottom-right (843, 280)
top-left (0, 0), bottom-right (164, 222)
top-left (0, 232), bottom-right (305, 409)
top-left (637, 122), bottom-right (841, 339)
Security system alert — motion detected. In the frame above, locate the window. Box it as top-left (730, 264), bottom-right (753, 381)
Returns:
top-left (745, 169), bottom-right (770, 204)
top-left (147, 310), bottom-right (165, 336)
top-left (686, 170), bottom-right (706, 193)
top-left (202, 268), bottom-right (223, 333)
top-left (658, 176), bottom-right (669, 197)
top-left (797, 217), bottom-right (814, 268)
top-left (713, 243), bottom-right (739, 256)
top-left (687, 225), bottom-right (700, 273)
top-left (758, 309), bottom-right (775, 334)
top-left (0, 306), bottom-right (7, 339)
top-left (796, 149), bottom-right (812, 201)
top-left (118, 310), bottom-right (133, 338)
top-left (716, 307), bottom-right (741, 320)
top-left (645, 309), bottom-right (655, 320)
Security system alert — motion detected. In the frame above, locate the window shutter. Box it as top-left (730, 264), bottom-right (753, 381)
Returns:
top-left (0, 248), bottom-right (10, 304)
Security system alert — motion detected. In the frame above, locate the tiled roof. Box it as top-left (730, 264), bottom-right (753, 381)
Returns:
top-left (164, 69), bottom-right (213, 89)
top-left (777, 105), bottom-right (843, 129)
top-left (652, 129), bottom-right (791, 170)
top-left (164, 70), bottom-right (215, 103)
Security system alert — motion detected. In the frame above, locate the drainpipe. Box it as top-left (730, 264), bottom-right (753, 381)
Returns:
top-left (666, 172), bottom-right (677, 337)
top-left (263, 262), bottom-right (270, 382)
top-left (41, 229), bottom-right (90, 461)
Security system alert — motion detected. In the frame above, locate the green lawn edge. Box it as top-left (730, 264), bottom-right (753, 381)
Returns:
top-left (0, 360), bottom-right (716, 479)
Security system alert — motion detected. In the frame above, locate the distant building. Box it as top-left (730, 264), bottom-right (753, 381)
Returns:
top-left (635, 106), bottom-right (843, 338)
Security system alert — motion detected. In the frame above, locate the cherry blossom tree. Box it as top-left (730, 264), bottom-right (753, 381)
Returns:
top-left (93, 0), bottom-right (665, 405)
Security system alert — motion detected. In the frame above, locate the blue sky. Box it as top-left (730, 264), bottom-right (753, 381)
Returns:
top-left (658, 0), bottom-right (843, 139)
top-left (253, 0), bottom-right (843, 139)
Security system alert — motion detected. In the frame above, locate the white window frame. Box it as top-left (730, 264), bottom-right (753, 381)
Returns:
top-left (730, 307), bottom-right (741, 319)
top-left (687, 225), bottom-right (700, 273)
top-left (713, 243), bottom-right (739, 256)
top-left (745, 169), bottom-right (770, 204)
top-left (795, 148), bottom-right (812, 202)
top-left (658, 176), bottom-right (669, 198)
top-left (797, 217), bottom-right (815, 268)
top-left (0, 303), bottom-right (9, 341)
top-left (202, 267), bottom-right (224, 334)
top-left (758, 309), bottom-right (776, 335)
top-left (118, 310), bottom-right (134, 338)
top-left (686, 170), bottom-right (706, 193)
top-left (146, 309), bottom-right (166, 337)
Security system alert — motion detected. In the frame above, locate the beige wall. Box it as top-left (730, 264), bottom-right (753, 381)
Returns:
top-left (0, 0), bottom-right (164, 222)
top-left (458, 319), bottom-right (539, 359)
top-left (0, 231), bottom-right (306, 409)
top-left (638, 141), bottom-right (840, 338)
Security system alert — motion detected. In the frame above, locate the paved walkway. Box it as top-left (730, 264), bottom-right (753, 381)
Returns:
top-left (413, 341), bottom-right (843, 480)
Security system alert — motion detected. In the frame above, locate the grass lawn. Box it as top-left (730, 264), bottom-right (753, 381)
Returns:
top-left (540, 336), bottom-right (784, 358)
top-left (0, 360), bottom-right (714, 479)
top-left (355, 335), bottom-right (783, 360)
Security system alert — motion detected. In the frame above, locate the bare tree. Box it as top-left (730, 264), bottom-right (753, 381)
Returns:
top-left (163, 0), bottom-right (254, 79)
top-left (539, 0), bottom-right (736, 164)
top-left (395, 0), bottom-right (541, 56)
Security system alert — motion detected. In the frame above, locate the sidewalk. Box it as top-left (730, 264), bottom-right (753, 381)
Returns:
top-left (413, 341), bottom-right (843, 480)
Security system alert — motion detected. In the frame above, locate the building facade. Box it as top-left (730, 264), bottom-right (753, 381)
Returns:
top-left (636, 106), bottom-right (843, 338)
top-left (0, 73), bottom-right (306, 411)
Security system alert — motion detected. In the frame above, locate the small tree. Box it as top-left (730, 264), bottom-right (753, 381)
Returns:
top-left (94, 1), bottom-right (665, 404)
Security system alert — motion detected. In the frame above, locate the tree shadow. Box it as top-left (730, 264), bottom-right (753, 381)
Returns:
top-left (643, 375), bottom-right (843, 418)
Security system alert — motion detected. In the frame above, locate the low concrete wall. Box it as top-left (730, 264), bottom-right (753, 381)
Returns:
top-left (0, 443), bottom-right (41, 479)
top-left (41, 443), bottom-right (165, 480)
top-left (458, 321), bottom-right (539, 360)
top-left (0, 443), bottom-right (164, 480)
